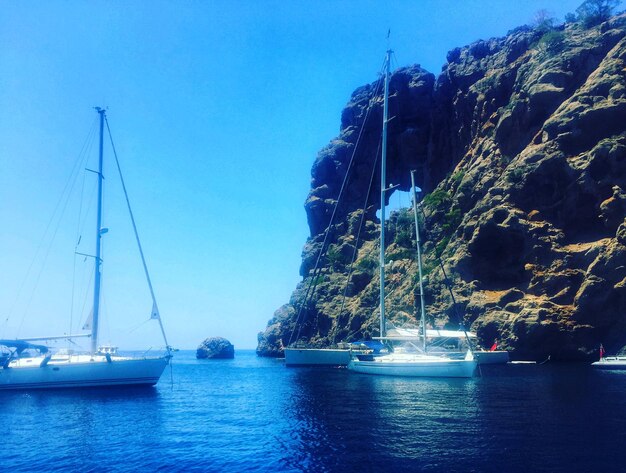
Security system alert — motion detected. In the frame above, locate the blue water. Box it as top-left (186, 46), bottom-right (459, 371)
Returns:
top-left (2, 350), bottom-right (626, 472)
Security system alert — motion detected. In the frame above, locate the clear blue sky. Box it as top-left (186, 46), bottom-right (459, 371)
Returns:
top-left (0, 0), bottom-right (602, 350)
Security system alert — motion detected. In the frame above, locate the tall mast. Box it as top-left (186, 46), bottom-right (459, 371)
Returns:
top-left (411, 170), bottom-right (426, 352)
top-left (379, 49), bottom-right (391, 338)
top-left (91, 107), bottom-right (106, 354)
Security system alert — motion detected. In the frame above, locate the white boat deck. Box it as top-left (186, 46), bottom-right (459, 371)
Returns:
top-left (592, 356), bottom-right (626, 369)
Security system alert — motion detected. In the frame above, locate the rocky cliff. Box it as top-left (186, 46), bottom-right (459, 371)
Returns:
top-left (257, 14), bottom-right (626, 361)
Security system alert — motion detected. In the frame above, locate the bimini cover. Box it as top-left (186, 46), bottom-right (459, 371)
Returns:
top-left (0, 339), bottom-right (49, 354)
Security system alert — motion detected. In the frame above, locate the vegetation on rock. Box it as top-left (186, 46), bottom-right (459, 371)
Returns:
top-left (575, 0), bottom-right (621, 27)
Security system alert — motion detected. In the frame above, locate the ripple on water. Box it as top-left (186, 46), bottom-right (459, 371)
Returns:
top-left (3, 352), bottom-right (626, 472)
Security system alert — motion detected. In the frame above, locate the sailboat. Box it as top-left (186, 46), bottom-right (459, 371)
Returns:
top-left (591, 344), bottom-right (626, 369)
top-left (0, 108), bottom-right (172, 390)
top-left (347, 51), bottom-right (477, 378)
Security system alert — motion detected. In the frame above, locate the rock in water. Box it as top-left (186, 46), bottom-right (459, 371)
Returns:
top-left (196, 337), bottom-right (235, 359)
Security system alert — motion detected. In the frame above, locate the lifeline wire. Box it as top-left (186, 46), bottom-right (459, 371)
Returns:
top-left (289, 58), bottom-right (387, 345)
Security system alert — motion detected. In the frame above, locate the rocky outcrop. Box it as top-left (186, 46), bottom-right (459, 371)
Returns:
top-left (258, 14), bottom-right (626, 360)
top-left (196, 337), bottom-right (235, 359)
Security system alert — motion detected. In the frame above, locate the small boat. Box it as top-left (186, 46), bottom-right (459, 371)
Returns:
top-left (474, 350), bottom-right (510, 364)
top-left (591, 345), bottom-right (626, 369)
top-left (592, 357), bottom-right (626, 369)
top-left (347, 50), bottom-right (476, 378)
top-left (284, 340), bottom-right (385, 367)
top-left (0, 108), bottom-right (172, 390)
top-left (284, 346), bottom-right (351, 367)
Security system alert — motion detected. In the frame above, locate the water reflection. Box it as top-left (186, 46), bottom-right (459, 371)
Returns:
top-left (5, 353), bottom-right (626, 472)
top-left (466, 363), bottom-right (626, 471)
top-left (282, 367), bottom-right (484, 471)
top-left (1, 386), bottom-right (164, 470)
top-left (282, 363), bottom-right (626, 472)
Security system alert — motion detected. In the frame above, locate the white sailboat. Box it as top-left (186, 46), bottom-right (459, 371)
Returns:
top-left (348, 50), bottom-right (477, 378)
top-left (0, 108), bottom-right (171, 390)
top-left (592, 357), bottom-right (626, 369)
top-left (591, 344), bottom-right (626, 369)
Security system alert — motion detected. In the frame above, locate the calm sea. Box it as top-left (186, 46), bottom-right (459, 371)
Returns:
top-left (2, 350), bottom-right (625, 472)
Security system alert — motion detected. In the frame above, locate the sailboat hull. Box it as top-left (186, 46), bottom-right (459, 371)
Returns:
top-left (348, 356), bottom-right (477, 378)
top-left (284, 348), bottom-right (351, 367)
top-left (0, 355), bottom-right (168, 390)
top-left (432, 350), bottom-right (510, 365)
top-left (592, 356), bottom-right (626, 369)
top-left (474, 350), bottom-right (509, 365)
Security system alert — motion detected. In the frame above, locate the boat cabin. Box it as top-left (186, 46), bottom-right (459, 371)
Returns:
top-left (97, 345), bottom-right (118, 355)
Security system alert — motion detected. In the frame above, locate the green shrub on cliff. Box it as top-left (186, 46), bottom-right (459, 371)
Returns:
top-left (312, 274), bottom-right (327, 285)
top-left (418, 258), bottom-right (437, 278)
top-left (395, 228), bottom-right (413, 248)
top-left (507, 164), bottom-right (532, 184)
top-left (435, 235), bottom-right (451, 258)
top-left (388, 245), bottom-right (413, 261)
top-left (326, 245), bottom-right (343, 270)
top-left (538, 30), bottom-right (566, 54)
top-left (442, 208), bottom-right (462, 234)
top-left (450, 170), bottom-right (465, 186)
top-left (569, 0), bottom-right (619, 27)
top-left (356, 257), bottom-right (378, 272)
top-left (423, 189), bottom-right (452, 210)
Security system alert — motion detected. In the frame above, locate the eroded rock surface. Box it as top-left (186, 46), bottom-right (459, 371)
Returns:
top-left (197, 337), bottom-right (235, 359)
top-left (258, 15), bottom-right (626, 360)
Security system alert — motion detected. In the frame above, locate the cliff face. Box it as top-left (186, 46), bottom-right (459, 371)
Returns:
top-left (257, 15), bottom-right (626, 360)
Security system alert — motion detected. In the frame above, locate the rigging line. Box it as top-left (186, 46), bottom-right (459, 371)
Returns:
top-left (70, 160), bottom-right (89, 346)
top-left (76, 151), bottom-right (88, 245)
top-left (77, 179), bottom-right (99, 246)
top-left (288, 69), bottom-right (386, 345)
top-left (69, 148), bottom-right (96, 343)
top-left (417, 203), bottom-right (471, 348)
top-left (330, 65), bottom-right (404, 342)
top-left (15, 119), bottom-right (99, 336)
top-left (68, 251), bottom-right (77, 348)
top-left (127, 318), bottom-right (151, 334)
top-left (391, 51), bottom-right (399, 73)
top-left (340, 232), bottom-right (408, 342)
top-left (76, 124), bottom-right (98, 246)
top-left (77, 265), bottom-right (95, 333)
top-left (417, 203), bottom-right (459, 310)
top-left (104, 116), bottom-right (170, 350)
top-left (4, 116), bottom-right (98, 336)
top-left (101, 289), bottom-right (110, 345)
top-left (332, 136), bottom-right (407, 341)
top-left (340, 174), bottom-right (416, 340)
top-left (293, 64), bottom-right (386, 332)
top-left (331, 137), bottom-right (382, 344)
top-left (305, 78), bottom-right (384, 315)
